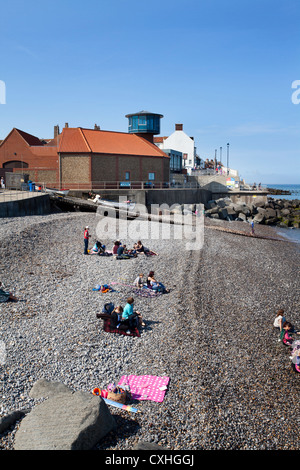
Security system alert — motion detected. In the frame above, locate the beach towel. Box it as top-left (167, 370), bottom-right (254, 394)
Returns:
top-left (118, 375), bottom-right (169, 402)
top-left (102, 317), bottom-right (140, 337)
top-left (132, 287), bottom-right (162, 298)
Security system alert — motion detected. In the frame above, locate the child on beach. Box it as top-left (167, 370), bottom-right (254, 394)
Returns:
top-left (273, 309), bottom-right (286, 331)
top-left (280, 322), bottom-right (295, 346)
top-left (110, 306), bottom-right (127, 330)
top-left (134, 274), bottom-right (144, 288)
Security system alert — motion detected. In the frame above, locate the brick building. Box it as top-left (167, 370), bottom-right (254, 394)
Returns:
top-left (0, 119), bottom-right (170, 189)
top-left (58, 126), bottom-right (170, 190)
top-left (0, 128), bottom-right (59, 184)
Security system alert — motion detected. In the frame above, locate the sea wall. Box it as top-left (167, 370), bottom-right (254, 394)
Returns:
top-left (0, 194), bottom-right (51, 217)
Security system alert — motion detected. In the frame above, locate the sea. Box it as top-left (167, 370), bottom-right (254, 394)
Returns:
top-left (265, 183), bottom-right (300, 244)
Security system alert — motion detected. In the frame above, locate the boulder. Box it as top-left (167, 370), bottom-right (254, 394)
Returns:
top-left (219, 207), bottom-right (237, 220)
top-left (239, 205), bottom-right (251, 217)
top-left (254, 200), bottom-right (266, 208)
top-left (205, 206), bottom-right (219, 215)
top-left (236, 212), bottom-right (247, 221)
top-left (257, 207), bottom-right (267, 215)
top-left (264, 208), bottom-right (277, 219)
top-left (253, 212), bottom-right (265, 224)
top-left (216, 198), bottom-right (227, 208)
top-left (14, 379), bottom-right (116, 450)
top-left (249, 203), bottom-right (258, 214)
top-left (206, 200), bottom-right (217, 209)
top-left (230, 203), bottom-right (244, 213)
top-left (265, 217), bottom-right (278, 225)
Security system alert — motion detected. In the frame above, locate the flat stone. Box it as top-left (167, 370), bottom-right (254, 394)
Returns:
top-left (29, 378), bottom-right (73, 399)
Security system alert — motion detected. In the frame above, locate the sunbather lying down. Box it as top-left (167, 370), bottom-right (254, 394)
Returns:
top-left (0, 282), bottom-right (18, 302)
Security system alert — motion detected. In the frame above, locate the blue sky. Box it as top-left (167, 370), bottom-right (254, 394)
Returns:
top-left (0, 0), bottom-right (299, 184)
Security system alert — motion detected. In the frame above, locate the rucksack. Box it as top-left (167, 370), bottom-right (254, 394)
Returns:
top-left (102, 302), bottom-right (114, 314)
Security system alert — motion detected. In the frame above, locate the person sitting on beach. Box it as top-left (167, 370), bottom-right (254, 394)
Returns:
top-left (134, 273), bottom-right (144, 289)
top-left (135, 240), bottom-right (151, 256)
top-left (90, 241), bottom-right (105, 255)
top-left (0, 282), bottom-right (18, 302)
top-left (280, 322), bottom-right (295, 346)
top-left (110, 306), bottom-right (129, 330)
top-left (112, 241), bottom-right (120, 255)
top-left (121, 297), bottom-right (145, 329)
top-left (147, 271), bottom-right (169, 293)
top-left (117, 244), bottom-right (125, 256)
top-left (274, 309), bottom-right (286, 332)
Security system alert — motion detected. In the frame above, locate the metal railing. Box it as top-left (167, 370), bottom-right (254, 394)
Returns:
top-left (27, 180), bottom-right (203, 190)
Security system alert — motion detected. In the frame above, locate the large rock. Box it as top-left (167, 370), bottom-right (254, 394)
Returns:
top-left (264, 208), bottom-right (277, 219)
top-left (14, 379), bottom-right (116, 450)
top-left (253, 212), bottom-right (265, 224)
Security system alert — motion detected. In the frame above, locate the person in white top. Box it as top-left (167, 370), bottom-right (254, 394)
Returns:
top-left (273, 309), bottom-right (286, 330)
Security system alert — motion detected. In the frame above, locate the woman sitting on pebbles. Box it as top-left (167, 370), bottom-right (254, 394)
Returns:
top-left (147, 271), bottom-right (169, 293)
top-left (90, 241), bottom-right (105, 255)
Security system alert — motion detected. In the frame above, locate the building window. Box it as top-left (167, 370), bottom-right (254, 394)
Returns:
top-left (125, 171), bottom-right (130, 180)
top-left (148, 172), bottom-right (155, 180)
top-left (138, 116), bottom-right (147, 126)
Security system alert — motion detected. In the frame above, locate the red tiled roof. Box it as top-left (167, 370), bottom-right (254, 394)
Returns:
top-left (58, 128), bottom-right (169, 158)
top-left (153, 136), bottom-right (167, 143)
top-left (15, 128), bottom-right (44, 146)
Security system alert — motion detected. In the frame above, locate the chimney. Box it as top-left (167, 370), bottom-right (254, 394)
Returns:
top-left (94, 124), bottom-right (100, 130)
top-left (175, 123), bottom-right (183, 131)
top-left (54, 125), bottom-right (60, 138)
top-left (64, 123), bottom-right (69, 128)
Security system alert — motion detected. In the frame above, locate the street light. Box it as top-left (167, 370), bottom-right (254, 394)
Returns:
top-left (227, 143), bottom-right (230, 176)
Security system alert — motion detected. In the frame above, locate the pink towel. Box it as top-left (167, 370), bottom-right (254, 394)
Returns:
top-left (118, 375), bottom-right (169, 402)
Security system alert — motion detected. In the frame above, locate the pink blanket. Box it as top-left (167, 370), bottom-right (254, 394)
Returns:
top-left (118, 375), bottom-right (169, 402)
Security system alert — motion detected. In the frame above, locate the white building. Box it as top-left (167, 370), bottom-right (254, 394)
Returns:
top-left (154, 124), bottom-right (198, 174)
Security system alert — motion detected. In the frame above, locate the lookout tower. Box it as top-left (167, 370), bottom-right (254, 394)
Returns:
top-left (125, 110), bottom-right (163, 143)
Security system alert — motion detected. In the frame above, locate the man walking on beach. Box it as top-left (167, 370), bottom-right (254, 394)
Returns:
top-left (84, 226), bottom-right (90, 254)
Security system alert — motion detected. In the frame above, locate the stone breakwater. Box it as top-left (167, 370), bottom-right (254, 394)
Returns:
top-left (0, 212), bottom-right (299, 450)
top-left (205, 197), bottom-right (300, 228)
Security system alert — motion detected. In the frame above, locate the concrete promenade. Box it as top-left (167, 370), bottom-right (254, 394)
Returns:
top-left (0, 190), bottom-right (51, 217)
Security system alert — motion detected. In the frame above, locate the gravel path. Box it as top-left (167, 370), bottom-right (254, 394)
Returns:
top-left (0, 212), bottom-right (299, 450)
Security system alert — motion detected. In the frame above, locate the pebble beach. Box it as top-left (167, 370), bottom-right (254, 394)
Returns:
top-left (0, 211), bottom-right (299, 450)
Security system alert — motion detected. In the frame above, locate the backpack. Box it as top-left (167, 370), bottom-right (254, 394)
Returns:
top-left (102, 302), bottom-right (114, 314)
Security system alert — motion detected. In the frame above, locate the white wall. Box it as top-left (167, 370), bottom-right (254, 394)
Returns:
top-left (160, 130), bottom-right (195, 172)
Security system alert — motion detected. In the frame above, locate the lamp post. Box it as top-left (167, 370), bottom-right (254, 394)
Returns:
top-left (227, 143), bottom-right (230, 176)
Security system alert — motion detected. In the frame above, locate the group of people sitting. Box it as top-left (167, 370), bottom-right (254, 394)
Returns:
top-left (134, 271), bottom-right (170, 293)
top-left (112, 240), bottom-right (152, 259)
top-left (273, 309), bottom-right (300, 373)
top-left (108, 297), bottom-right (145, 333)
top-left (98, 269), bottom-right (170, 335)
